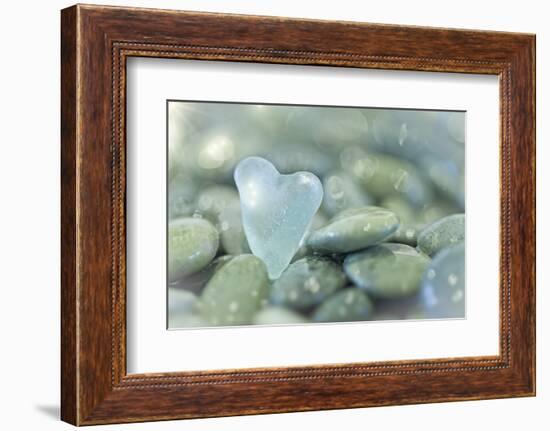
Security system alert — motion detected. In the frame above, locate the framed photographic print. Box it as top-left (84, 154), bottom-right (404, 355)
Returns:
top-left (61, 4), bottom-right (536, 425)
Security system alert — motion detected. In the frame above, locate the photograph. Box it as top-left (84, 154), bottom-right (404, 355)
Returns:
top-left (167, 101), bottom-right (466, 328)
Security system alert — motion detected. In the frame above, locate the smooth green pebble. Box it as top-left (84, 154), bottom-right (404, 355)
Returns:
top-left (418, 241), bottom-right (465, 318)
top-left (312, 288), bottom-right (374, 322)
top-left (307, 207), bottom-right (399, 253)
top-left (270, 256), bottom-right (346, 310)
top-left (253, 307), bottom-right (309, 325)
top-left (344, 243), bottom-right (430, 299)
top-left (168, 218), bottom-right (219, 282)
top-left (218, 200), bottom-right (251, 255)
top-left (417, 213), bottom-right (465, 256)
top-left (201, 254), bottom-right (269, 326)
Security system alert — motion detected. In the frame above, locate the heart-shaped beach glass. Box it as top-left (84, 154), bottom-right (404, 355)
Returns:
top-left (234, 157), bottom-right (323, 279)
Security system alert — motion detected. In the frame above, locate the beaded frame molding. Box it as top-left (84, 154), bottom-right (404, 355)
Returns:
top-left (61, 4), bottom-right (535, 425)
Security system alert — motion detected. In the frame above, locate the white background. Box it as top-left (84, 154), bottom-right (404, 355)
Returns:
top-left (0, 0), bottom-right (546, 430)
top-left (128, 59), bottom-right (499, 373)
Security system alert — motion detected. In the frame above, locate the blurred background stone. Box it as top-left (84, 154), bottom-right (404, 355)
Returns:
top-left (418, 241), bottom-right (466, 318)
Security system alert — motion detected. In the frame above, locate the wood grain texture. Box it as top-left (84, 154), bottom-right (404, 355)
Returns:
top-left (60, 5), bottom-right (78, 425)
top-left (60, 4), bottom-right (536, 425)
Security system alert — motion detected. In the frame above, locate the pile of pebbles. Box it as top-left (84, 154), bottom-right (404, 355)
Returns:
top-left (167, 103), bottom-right (466, 328)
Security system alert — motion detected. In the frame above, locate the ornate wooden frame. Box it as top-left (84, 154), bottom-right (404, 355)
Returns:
top-left (61, 4), bottom-right (536, 425)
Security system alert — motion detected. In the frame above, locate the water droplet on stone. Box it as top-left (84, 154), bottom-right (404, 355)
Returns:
top-left (398, 123), bottom-right (408, 146)
top-left (448, 273), bottom-right (458, 285)
top-left (451, 289), bottom-right (464, 302)
top-left (229, 301), bottom-right (239, 313)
